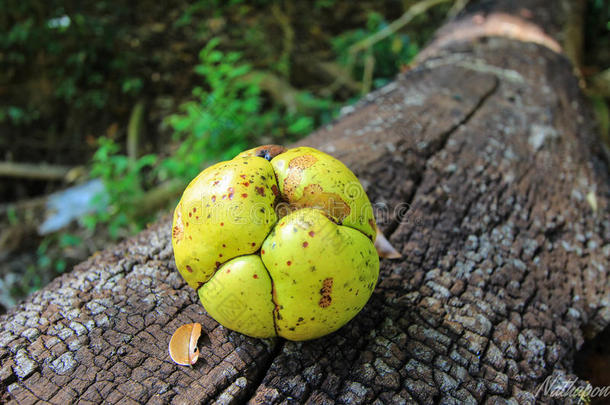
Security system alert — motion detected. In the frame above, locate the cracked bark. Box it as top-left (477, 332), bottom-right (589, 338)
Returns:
top-left (2, 0), bottom-right (609, 404)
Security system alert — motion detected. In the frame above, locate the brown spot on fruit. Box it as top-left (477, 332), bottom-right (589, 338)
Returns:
top-left (303, 241), bottom-right (309, 248)
top-left (283, 155), bottom-right (318, 198)
top-left (222, 244), bottom-right (226, 248)
top-left (320, 277), bottom-right (333, 294)
top-left (291, 184), bottom-right (350, 222)
top-left (290, 154), bottom-right (318, 170)
top-left (193, 208), bottom-right (197, 213)
top-left (228, 187), bottom-right (235, 200)
top-left (220, 222), bottom-right (224, 226)
top-left (309, 231), bottom-right (315, 237)
top-left (319, 295), bottom-right (332, 308)
top-left (240, 174), bottom-right (246, 179)
top-left (251, 242), bottom-right (256, 247)
top-left (215, 261), bottom-right (221, 268)
top-left (242, 182), bottom-right (249, 187)
top-left (185, 265), bottom-right (193, 273)
top-left (213, 180), bottom-right (220, 186)
top-left (318, 277), bottom-right (333, 308)
top-left (172, 225), bottom-right (183, 242)
top-left (271, 184), bottom-right (279, 196)
top-left (226, 268), bottom-right (231, 273)
top-left (287, 261), bottom-right (292, 266)
top-left (211, 195), bottom-right (216, 202)
top-left (173, 205), bottom-right (185, 241)
top-left (261, 249), bottom-right (265, 254)
top-left (189, 212), bottom-right (192, 217)
top-left (219, 253), bottom-right (223, 257)
top-left (255, 186), bottom-right (265, 196)
top-left (241, 193), bottom-right (248, 198)
top-left (253, 274), bottom-right (259, 279)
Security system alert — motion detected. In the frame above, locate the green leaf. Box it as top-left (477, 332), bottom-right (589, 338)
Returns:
top-left (59, 233), bottom-right (82, 248)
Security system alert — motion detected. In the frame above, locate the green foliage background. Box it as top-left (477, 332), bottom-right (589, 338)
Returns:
top-left (1, 0), bottom-right (448, 302)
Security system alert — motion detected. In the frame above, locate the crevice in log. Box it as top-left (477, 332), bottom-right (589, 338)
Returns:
top-left (387, 74), bottom-right (500, 240)
top-left (241, 339), bottom-right (284, 404)
top-left (574, 323), bottom-right (610, 392)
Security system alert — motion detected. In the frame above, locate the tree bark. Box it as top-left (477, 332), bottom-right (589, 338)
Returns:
top-left (2, 0), bottom-right (609, 404)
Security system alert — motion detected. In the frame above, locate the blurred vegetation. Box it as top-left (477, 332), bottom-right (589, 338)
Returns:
top-left (0, 0), bottom-right (608, 308)
top-left (1, 0), bottom-right (454, 306)
top-left (88, 38), bottom-right (325, 238)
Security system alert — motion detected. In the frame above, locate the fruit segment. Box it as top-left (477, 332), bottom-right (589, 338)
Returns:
top-left (261, 208), bottom-right (379, 341)
top-left (270, 146), bottom-right (376, 240)
top-left (198, 255), bottom-right (277, 339)
top-left (172, 156), bottom-right (278, 289)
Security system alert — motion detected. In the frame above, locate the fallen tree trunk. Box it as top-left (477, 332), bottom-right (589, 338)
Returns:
top-left (1, 0), bottom-right (609, 403)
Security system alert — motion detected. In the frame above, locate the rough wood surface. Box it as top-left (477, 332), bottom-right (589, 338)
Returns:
top-left (2, 1), bottom-right (609, 404)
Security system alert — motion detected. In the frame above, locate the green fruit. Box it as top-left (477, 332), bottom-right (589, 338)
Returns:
top-left (270, 147), bottom-right (376, 239)
top-left (172, 156), bottom-right (277, 289)
top-left (198, 255), bottom-right (276, 338)
top-left (172, 145), bottom-right (379, 341)
top-left (261, 208), bottom-right (378, 340)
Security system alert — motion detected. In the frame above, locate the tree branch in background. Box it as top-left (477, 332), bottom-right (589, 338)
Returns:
top-left (271, 3), bottom-right (294, 79)
top-left (127, 100), bottom-right (145, 162)
top-left (0, 162), bottom-right (78, 181)
top-left (348, 0), bottom-right (453, 56)
top-left (335, 0), bottom-right (455, 93)
top-left (315, 61), bottom-right (362, 96)
top-left (240, 70), bottom-right (324, 114)
top-left (135, 178), bottom-right (184, 218)
top-left (361, 49), bottom-right (375, 95)
top-left (562, 0), bottom-right (586, 85)
top-left (447, 0), bottom-right (469, 18)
